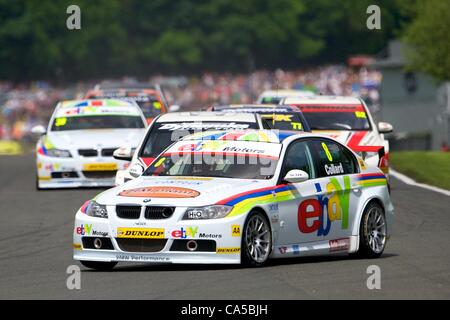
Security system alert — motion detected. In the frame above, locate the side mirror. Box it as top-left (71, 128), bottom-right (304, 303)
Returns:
top-left (113, 147), bottom-right (134, 162)
top-left (31, 125), bottom-right (46, 136)
top-left (129, 163), bottom-right (144, 178)
top-left (169, 104), bottom-right (180, 112)
top-left (283, 169), bottom-right (309, 183)
top-left (378, 122), bottom-right (393, 134)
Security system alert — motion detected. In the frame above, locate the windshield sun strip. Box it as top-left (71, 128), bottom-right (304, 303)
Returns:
top-left (162, 151), bottom-right (279, 160)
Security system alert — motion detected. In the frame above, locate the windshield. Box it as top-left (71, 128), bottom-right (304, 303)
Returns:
top-left (143, 152), bottom-right (279, 179)
top-left (50, 115), bottom-right (145, 131)
top-left (140, 121), bottom-right (258, 158)
top-left (91, 94), bottom-right (164, 118)
top-left (261, 96), bottom-right (281, 104)
top-left (135, 98), bottom-right (164, 118)
top-left (299, 105), bottom-right (370, 131)
top-left (260, 113), bottom-right (305, 131)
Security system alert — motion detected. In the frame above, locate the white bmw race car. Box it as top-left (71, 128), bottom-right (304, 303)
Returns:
top-left (34, 99), bottom-right (147, 189)
top-left (113, 111), bottom-right (263, 185)
top-left (73, 129), bottom-right (393, 270)
top-left (283, 96), bottom-right (393, 175)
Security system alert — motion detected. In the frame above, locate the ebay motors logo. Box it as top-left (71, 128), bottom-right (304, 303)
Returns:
top-left (76, 224), bottom-right (92, 235)
top-left (178, 141), bottom-right (226, 152)
top-left (171, 227), bottom-right (198, 239)
top-left (298, 176), bottom-right (350, 236)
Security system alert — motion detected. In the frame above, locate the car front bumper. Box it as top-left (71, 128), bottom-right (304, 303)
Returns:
top-left (73, 209), bottom-right (246, 265)
top-left (37, 154), bottom-right (129, 189)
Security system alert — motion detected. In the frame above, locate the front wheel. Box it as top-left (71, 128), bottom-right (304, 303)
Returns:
top-left (241, 211), bottom-right (272, 267)
top-left (357, 202), bottom-right (387, 258)
top-left (80, 260), bottom-right (118, 271)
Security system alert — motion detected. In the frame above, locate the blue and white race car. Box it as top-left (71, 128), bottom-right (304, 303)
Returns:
top-left (73, 129), bottom-right (393, 270)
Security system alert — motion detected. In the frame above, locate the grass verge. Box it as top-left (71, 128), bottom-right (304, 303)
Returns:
top-left (390, 151), bottom-right (450, 190)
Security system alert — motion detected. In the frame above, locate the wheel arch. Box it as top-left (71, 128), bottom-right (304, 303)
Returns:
top-left (353, 196), bottom-right (386, 236)
top-left (247, 206), bottom-right (271, 227)
top-left (246, 206), bottom-right (275, 251)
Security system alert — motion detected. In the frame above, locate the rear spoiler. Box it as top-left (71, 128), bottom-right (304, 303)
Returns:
top-left (377, 146), bottom-right (385, 167)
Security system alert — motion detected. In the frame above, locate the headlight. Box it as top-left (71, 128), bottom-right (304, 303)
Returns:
top-left (46, 148), bottom-right (72, 158)
top-left (183, 205), bottom-right (233, 220)
top-left (83, 201), bottom-right (108, 218)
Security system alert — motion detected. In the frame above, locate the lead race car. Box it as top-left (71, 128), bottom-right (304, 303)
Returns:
top-left (33, 99), bottom-right (147, 189)
top-left (73, 129), bottom-right (393, 270)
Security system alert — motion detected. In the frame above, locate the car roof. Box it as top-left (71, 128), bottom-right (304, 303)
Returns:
top-left (57, 99), bottom-right (140, 109)
top-left (284, 95), bottom-right (362, 105)
top-left (213, 104), bottom-right (301, 112)
top-left (260, 89), bottom-right (315, 97)
top-left (156, 111), bottom-right (258, 123)
top-left (93, 88), bottom-right (159, 95)
top-left (95, 81), bottom-right (158, 91)
top-left (181, 129), bottom-right (315, 144)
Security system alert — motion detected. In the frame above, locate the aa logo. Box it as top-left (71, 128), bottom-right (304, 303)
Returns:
top-left (232, 225), bottom-right (241, 237)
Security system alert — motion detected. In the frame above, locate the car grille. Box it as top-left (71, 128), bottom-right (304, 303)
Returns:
top-left (51, 171), bottom-right (79, 179)
top-left (82, 237), bottom-right (114, 250)
top-left (78, 149), bottom-right (98, 157)
top-left (82, 171), bottom-right (117, 179)
top-left (78, 148), bottom-right (118, 157)
top-left (116, 205), bottom-right (141, 219)
top-left (145, 206), bottom-right (175, 219)
top-left (170, 239), bottom-right (216, 252)
top-left (101, 148), bottom-right (117, 157)
top-left (116, 238), bottom-right (167, 253)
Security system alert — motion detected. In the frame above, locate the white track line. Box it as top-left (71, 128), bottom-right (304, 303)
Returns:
top-left (390, 169), bottom-right (450, 197)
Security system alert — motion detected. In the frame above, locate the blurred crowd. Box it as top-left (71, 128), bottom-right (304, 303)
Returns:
top-left (0, 82), bottom-right (72, 142)
top-left (162, 65), bottom-right (382, 109)
top-left (0, 65), bottom-right (382, 143)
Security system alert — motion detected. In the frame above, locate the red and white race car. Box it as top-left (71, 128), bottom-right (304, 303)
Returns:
top-left (283, 96), bottom-right (393, 176)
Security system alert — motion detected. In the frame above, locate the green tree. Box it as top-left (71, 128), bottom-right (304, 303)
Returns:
top-left (402, 0), bottom-right (450, 82)
top-left (0, 0), bottom-right (410, 81)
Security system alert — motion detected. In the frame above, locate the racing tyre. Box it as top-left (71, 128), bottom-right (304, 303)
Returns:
top-left (241, 211), bottom-right (272, 267)
top-left (80, 260), bottom-right (118, 271)
top-left (357, 202), bottom-right (387, 258)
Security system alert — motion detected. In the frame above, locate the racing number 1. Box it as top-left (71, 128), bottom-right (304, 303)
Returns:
top-left (321, 142), bottom-right (333, 162)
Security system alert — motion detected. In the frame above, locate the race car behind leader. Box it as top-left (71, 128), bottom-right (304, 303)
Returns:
top-left (113, 111), bottom-right (264, 185)
top-left (33, 99), bottom-right (147, 189)
top-left (283, 95), bottom-right (393, 175)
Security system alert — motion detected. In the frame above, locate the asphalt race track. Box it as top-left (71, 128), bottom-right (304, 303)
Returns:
top-left (1, 155), bottom-right (449, 299)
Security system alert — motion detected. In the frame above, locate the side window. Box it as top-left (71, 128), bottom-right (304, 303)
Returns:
top-left (308, 139), bottom-right (357, 177)
top-left (281, 141), bottom-right (315, 180)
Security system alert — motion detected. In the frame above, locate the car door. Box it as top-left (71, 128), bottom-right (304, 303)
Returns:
top-left (276, 139), bottom-right (322, 246)
top-left (305, 138), bottom-right (360, 242)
